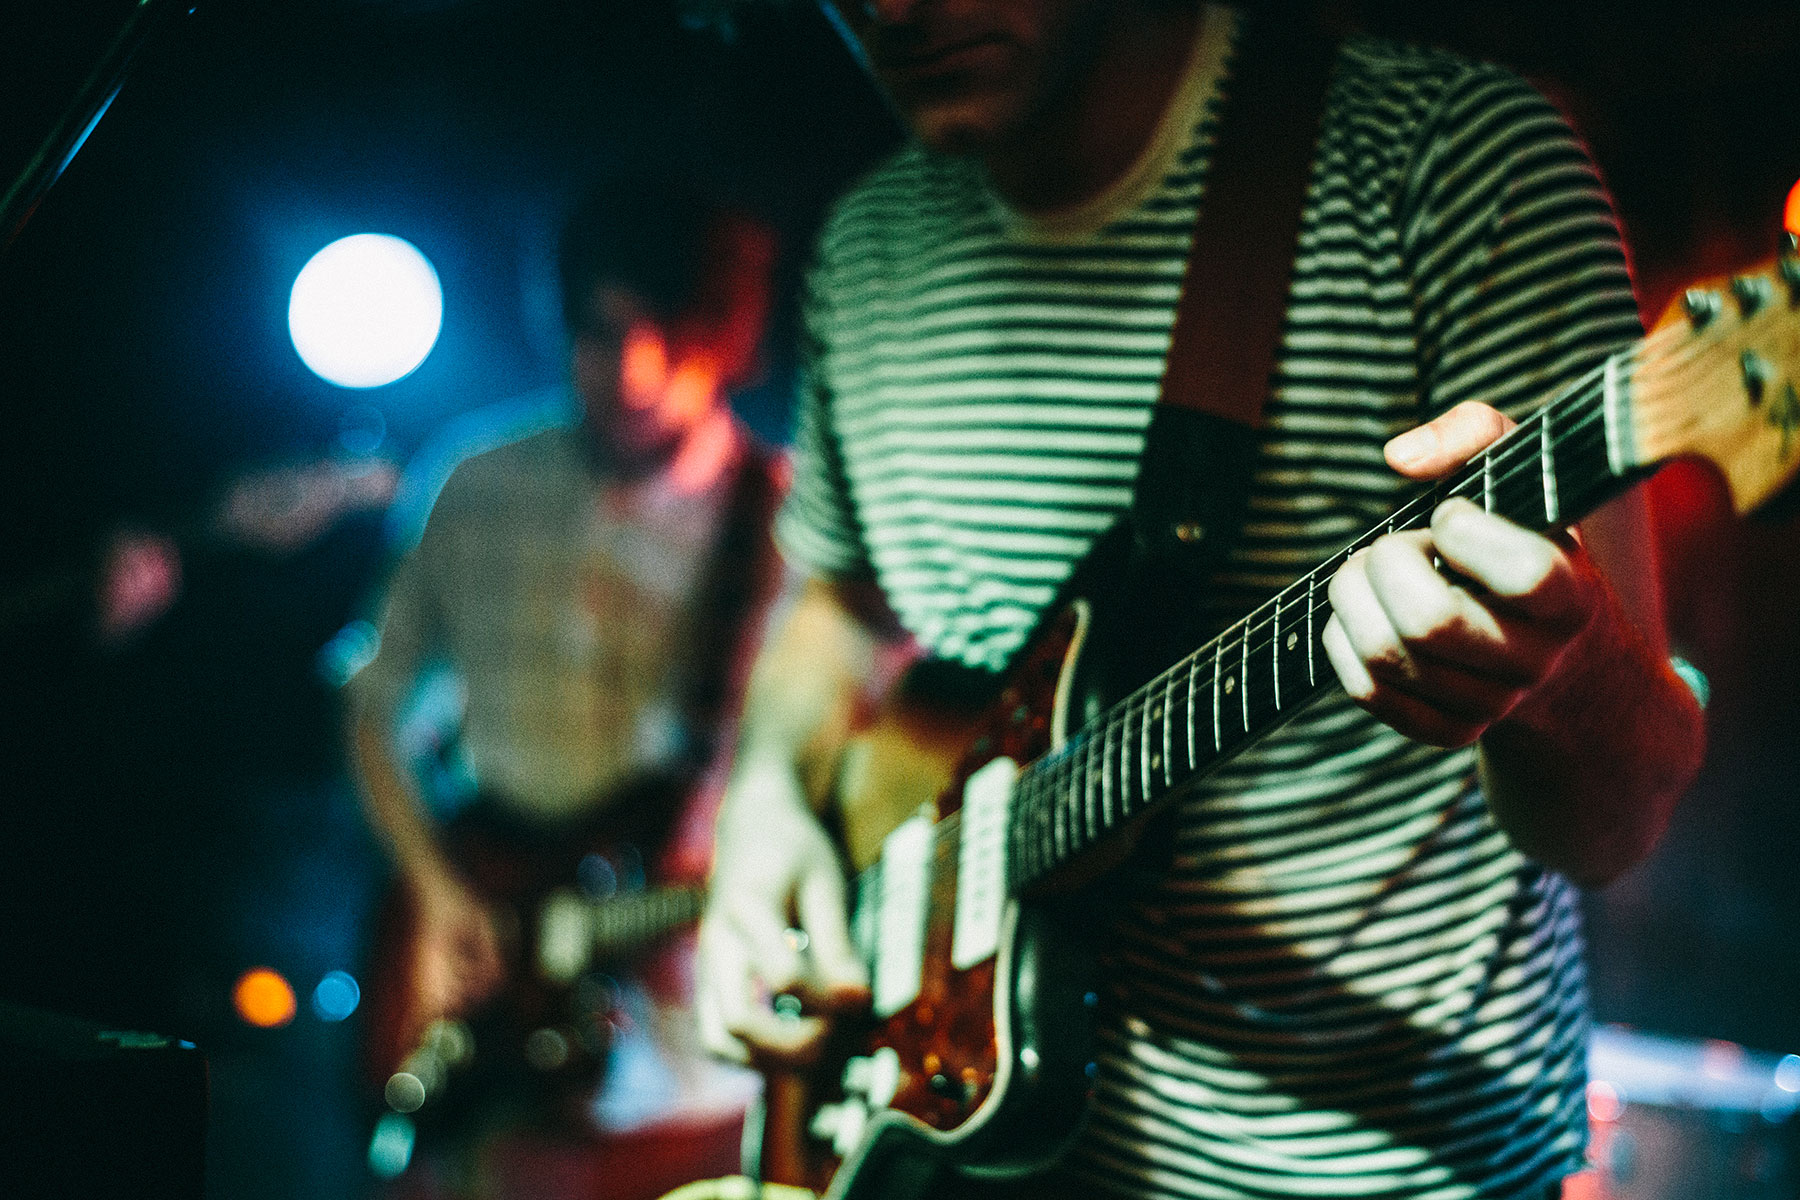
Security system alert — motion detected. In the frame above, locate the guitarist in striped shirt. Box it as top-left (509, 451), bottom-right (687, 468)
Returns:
top-left (699, 2), bottom-right (1705, 1197)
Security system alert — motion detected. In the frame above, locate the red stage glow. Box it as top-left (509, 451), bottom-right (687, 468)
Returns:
top-left (1787, 178), bottom-right (1800, 237)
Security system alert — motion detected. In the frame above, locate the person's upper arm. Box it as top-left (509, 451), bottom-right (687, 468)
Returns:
top-left (343, 501), bottom-right (447, 736)
top-left (772, 241), bottom-right (878, 588)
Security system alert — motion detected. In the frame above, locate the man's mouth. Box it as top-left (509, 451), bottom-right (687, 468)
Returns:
top-left (875, 34), bottom-right (1008, 82)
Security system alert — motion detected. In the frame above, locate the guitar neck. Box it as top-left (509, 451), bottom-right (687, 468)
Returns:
top-left (1006, 351), bottom-right (1647, 892)
top-left (587, 884), bottom-right (707, 956)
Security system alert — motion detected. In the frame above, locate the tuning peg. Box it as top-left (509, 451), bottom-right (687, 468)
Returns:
top-left (1731, 275), bottom-right (1774, 316)
top-left (1683, 288), bottom-right (1722, 328)
top-left (1741, 350), bottom-right (1773, 406)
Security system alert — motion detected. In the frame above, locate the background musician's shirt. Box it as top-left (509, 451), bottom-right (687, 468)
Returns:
top-left (352, 410), bottom-right (741, 821)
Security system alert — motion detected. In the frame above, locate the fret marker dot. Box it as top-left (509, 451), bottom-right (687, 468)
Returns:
top-left (1286, 633), bottom-right (1297, 650)
top-left (1225, 676), bottom-right (1236, 694)
top-left (1150, 754), bottom-right (1161, 771)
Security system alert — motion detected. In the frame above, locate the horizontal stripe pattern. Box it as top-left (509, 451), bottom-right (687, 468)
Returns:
top-left (782, 30), bottom-right (1636, 1200)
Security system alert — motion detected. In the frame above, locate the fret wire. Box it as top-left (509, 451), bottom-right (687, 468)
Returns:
top-left (1136, 691), bottom-right (1150, 815)
top-left (1238, 621), bottom-right (1249, 733)
top-left (1014, 763), bottom-right (1033, 881)
top-left (1091, 725), bottom-right (1107, 845)
top-left (1186, 650), bottom-right (1200, 771)
top-left (1058, 741), bottom-right (1072, 863)
top-left (1030, 791), bottom-right (1044, 880)
top-left (1482, 448), bottom-right (1495, 512)
top-left (1161, 668), bottom-right (1175, 790)
top-left (1088, 725), bottom-right (1104, 837)
top-left (1602, 355), bottom-right (1627, 476)
top-left (1117, 699), bottom-right (1134, 822)
top-left (1054, 756), bottom-right (1069, 862)
top-left (1305, 573), bottom-right (1316, 686)
top-left (1540, 413), bottom-right (1559, 524)
top-left (1211, 638), bottom-right (1222, 752)
top-left (1272, 597), bottom-right (1283, 711)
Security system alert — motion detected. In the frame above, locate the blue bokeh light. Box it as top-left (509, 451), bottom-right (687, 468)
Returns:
top-left (311, 969), bottom-right (362, 1022)
top-left (289, 233), bottom-right (442, 388)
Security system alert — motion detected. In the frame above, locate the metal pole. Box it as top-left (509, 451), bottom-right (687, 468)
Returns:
top-left (0, 0), bottom-right (196, 255)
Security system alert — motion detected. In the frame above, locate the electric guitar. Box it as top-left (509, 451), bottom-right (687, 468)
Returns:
top-left (756, 246), bottom-right (1800, 1200)
top-left (366, 794), bottom-right (705, 1127)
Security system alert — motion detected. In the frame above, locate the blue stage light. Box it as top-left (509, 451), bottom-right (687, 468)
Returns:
top-left (289, 233), bottom-right (442, 388)
top-left (311, 969), bottom-right (362, 1022)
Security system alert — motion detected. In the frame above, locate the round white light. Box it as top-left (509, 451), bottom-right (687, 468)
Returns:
top-left (289, 233), bottom-right (442, 388)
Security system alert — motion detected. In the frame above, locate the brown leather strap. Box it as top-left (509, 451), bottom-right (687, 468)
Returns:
top-left (1158, 10), bottom-right (1338, 426)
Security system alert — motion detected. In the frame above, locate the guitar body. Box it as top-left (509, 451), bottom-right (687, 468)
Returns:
top-left (365, 774), bottom-right (704, 1130)
top-left (772, 530), bottom-right (1181, 1200)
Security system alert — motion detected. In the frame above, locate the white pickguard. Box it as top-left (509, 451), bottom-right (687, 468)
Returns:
top-left (951, 756), bottom-right (1016, 970)
top-left (871, 814), bottom-right (933, 1019)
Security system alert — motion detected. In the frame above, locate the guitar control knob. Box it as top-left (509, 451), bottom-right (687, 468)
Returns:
top-left (810, 1102), bottom-right (846, 1142)
top-left (867, 1046), bottom-right (902, 1107)
top-left (841, 1055), bottom-right (874, 1095)
top-left (809, 1100), bottom-right (870, 1158)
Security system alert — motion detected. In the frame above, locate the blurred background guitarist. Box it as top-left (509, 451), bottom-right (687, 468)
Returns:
top-left (346, 171), bottom-right (784, 1199)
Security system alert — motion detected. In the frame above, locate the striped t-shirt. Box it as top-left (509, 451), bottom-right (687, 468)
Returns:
top-left (779, 22), bottom-right (1641, 1200)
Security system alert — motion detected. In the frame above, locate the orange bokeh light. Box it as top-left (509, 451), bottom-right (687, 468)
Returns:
top-left (234, 967), bottom-right (298, 1028)
top-left (1787, 178), bottom-right (1800, 237)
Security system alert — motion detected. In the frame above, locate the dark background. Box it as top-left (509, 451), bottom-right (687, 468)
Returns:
top-left (1, 1), bottom-right (1796, 1196)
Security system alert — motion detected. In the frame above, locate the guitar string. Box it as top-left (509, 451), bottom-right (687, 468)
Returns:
top-left (1015, 315), bottom-right (1739, 870)
top-left (860, 311), bottom-right (1737, 885)
top-left (849, 297), bottom-right (1781, 992)
top-left (865, 360), bottom-right (1611, 887)
top-left (1091, 321), bottom-right (1716, 731)
top-left (882, 316), bottom-right (1708, 883)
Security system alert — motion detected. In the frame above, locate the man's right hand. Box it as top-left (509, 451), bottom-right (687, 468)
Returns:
top-left (697, 755), bottom-right (869, 1067)
top-left (396, 865), bottom-right (505, 1057)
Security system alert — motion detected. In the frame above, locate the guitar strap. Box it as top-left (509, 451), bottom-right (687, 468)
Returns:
top-left (1126, 8), bottom-right (1339, 585)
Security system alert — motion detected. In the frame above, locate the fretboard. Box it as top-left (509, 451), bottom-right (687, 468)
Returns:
top-left (1005, 351), bottom-right (1645, 892)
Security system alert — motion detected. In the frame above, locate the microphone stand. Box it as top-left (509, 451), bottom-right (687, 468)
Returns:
top-left (1, 0), bottom-right (196, 255)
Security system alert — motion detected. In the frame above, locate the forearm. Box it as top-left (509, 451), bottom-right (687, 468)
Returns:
top-left (723, 575), bottom-right (898, 820)
top-left (1478, 594), bottom-right (1704, 887)
top-left (349, 711), bottom-right (457, 886)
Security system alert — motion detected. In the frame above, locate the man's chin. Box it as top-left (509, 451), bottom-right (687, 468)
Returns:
top-left (895, 90), bottom-right (1016, 157)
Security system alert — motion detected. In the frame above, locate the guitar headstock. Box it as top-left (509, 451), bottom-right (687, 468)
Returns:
top-left (1632, 235), bottom-right (1800, 516)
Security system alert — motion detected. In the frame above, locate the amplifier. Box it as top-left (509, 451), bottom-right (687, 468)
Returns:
top-left (0, 1000), bottom-right (208, 1199)
top-left (1569, 1026), bottom-right (1800, 1200)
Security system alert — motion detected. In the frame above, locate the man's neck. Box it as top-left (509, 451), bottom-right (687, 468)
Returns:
top-left (983, 3), bottom-right (1211, 214)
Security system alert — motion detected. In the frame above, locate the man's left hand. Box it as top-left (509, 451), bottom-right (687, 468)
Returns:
top-left (1322, 401), bottom-right (1604, 748)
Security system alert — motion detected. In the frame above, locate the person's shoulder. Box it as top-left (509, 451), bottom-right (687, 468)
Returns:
top-left (1334, 32), bottom-right (1485, 91)
top-left (441, 423), bottom-right (582, 509)
top-left (391, 392), bottom-right (578, 541)
top-left (814, 140), bottom-right (976, 271)
top-left (1325, 35), bottom-right (1565, 183)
